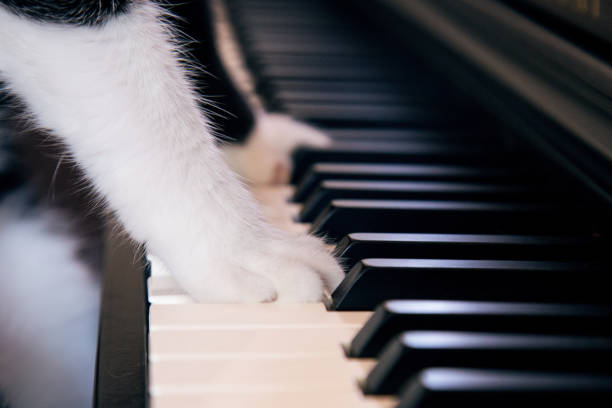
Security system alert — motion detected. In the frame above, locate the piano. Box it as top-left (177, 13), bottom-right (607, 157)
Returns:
top-left (94, 0), bottom-right (612, 406)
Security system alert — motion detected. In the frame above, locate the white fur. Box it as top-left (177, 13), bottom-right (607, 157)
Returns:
top-left (0, 2), bottom-right (343, 304)
top-left (222, 113), bottom-right (331, 184)
top-left (0, 192), bottom-right (100, 408)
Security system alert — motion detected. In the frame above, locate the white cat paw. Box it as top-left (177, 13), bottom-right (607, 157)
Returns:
top-left (167, 255), bottom-right (278, 303)
top-left (222, 113), bottom-right (331, 184)
top-left (164, 230), bottom-right (344, 303)
top-left (245, 233), bottom-right (345, 302)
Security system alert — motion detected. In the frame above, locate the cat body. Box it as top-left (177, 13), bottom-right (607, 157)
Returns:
top-left (0, 1), bottom-right (342, 406)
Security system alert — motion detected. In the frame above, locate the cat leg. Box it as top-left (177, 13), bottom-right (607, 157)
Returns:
top-left (0, 194), bottom-right (100, 408)
top-left (0, 1), bottom-right (343, 302)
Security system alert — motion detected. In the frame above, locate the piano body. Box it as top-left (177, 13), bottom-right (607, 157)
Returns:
top-left (95, 0), bottom-right (612, 406)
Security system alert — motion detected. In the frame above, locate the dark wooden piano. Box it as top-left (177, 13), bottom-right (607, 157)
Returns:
top-left (94, 0), bottom-right (612, 406)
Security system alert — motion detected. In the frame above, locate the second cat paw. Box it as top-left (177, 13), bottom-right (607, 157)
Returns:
top-left (221, 113), bottom-right (330, 184)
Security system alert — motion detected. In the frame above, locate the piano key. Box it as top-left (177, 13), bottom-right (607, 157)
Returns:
top-left (276, 89), bottom-right (422, 106)
top-left (148, 304), bottom-right (391, 408)
top-left (253, 67), bottom-right (453, 105)
top-left (150, 327), bottom-right (358, 357)
top-left (335, 233), bottom-right (607, 270)
top-left (149, 302), bottom-right (370, 329)
top-left (264, 79), bottom-right (443, 101)
top-left (241, 24), bottom-right (358, 40)
top-left (150, 357), bottom-right (375, 394)
top-left (396, 368), bottom-right (612, 408)
top-left (233, 13), bottom-right (346, 29)
top-left (244, 38), bottom-right (377, 56)
top-left (363, 331), bottom-right (612, 395)
top-left (293, 163), bottom-right (526, 202)
top-left (250, 54), bottom-right (399, 70)
top-left (349, 300), bottom-right (612, 358)
top-left (242, 27), bottom-right (357, 39)
top-left (249, 54), bottom-right (416, 80)
top-left (244, 34), bottom-right (380, 50)
top-left (329, 258), bottom-right (609, 310)
top-left (148, 301), bottom-right (396, 408)
top-left (311, 200), bottom-right (595, 240)
top-left (257, 63), bottom-right (406, 81)
top-left (291, 142), bottom-right (510, 184)
top-left (323, 129), bottom-right (485, 142)
top-left (152, 389), bottom-right (395, 408)
top-left (284, 102), bottom-right (475, 126)
top-left (261, 82), bottom-right (449, 109)
top-left (298, 180), bottom-right (551, 222)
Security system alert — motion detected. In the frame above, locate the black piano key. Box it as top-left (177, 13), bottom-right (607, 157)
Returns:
top-left (245, 32), bottom-right (364, 44)
top-left (250, 53), bottom-right (411, 80)
top-left (275, 89), bottom-right (423, 105)
top-left (249, 52), bottom-right (380, 68)
top-left (299, 180), bottom-right (551, 222)
top-left (293, 163), bottom-right (525, 202)
top-left (250, 53), bottom-right (416, 77)
top-left (363, 331), bottom-right (612, 395)
top-left (244, 38), bottom-right (378, 56)
top-left (265, 78), bottom-right (426, 93)
top-left (262, 79), bottom-right (445, 108)
top-left (257, 63), bottom-right (404, 81)
top-left (311, 200), bottom-right (596, 241)
top-left (233, 13), bottom-right (346, 29)
top-left (348, 300), bottom-right (612, 358)
top-left (329, 258), bottom-right (609, 310)
top-left (396, 368), bottom-right (612, 408)
top-left (335, 233), bottom-right (606, 270)
top-left (284, 102), bottom-right (474, 126)
top-left (263, 80), bottom-right (446, 107)
top-left (323, 129), bottom-right (483, 142)
top-left (291, 142), bottom-right (511, 185)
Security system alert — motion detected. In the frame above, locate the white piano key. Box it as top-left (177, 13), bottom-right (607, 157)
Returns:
top-left (150, 357), bottom-right (374, 391)
top-left (149, 358), bottom-right (396, 408)
top-left (150, 326), bottom-right (359, 358)
top-left (148, 294), bottom-right (195, 305)
top-left (150, 303), bottom-right (371, 330)
top-left (150, 391), bottom-right (396, 408)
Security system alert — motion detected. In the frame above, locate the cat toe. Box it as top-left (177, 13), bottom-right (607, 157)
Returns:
top-left (284, 235), bottom-right (345, 292)
top-left (177, 261), bottom-right (278, 303)
top-left (233, 269), bottom-right (279, 303)
top-left (257, 234), bottom-right (345, 299)
top-left (273, 264), bottom-right (325, 303)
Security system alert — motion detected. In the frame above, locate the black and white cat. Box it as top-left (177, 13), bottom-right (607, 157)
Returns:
top-left (0, 1), bottom-right (343, 406)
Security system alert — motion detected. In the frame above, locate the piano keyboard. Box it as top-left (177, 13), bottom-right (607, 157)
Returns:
top-left (145, 0), bottom-right (612, 407)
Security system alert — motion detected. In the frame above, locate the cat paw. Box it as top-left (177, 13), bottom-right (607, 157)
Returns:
top-left (222, 113), bottom-right (331, 184)
top-left (244, 233), bottom-right (345, 302)
top-left (163, 231), bottom-right (344, 303)
top-left (172, 257), bottom-right (279, 303)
